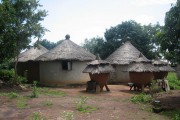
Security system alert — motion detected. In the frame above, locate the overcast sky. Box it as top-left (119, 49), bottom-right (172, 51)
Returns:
top-left (39, 0), bottom-right (176, 45)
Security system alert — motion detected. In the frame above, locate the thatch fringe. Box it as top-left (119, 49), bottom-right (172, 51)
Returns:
top-left (83, 60), bottom-right (115, 74)
top-left (18, 44), bottom-right (48, 62)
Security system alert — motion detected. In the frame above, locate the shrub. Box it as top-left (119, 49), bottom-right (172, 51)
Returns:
top-left (31, 81), bottom-right (38, 98)
top-left (0, 69), bottom-right (27, 84)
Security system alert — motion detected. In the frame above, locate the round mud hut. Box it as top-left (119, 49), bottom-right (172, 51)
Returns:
top-left (83, 57), bottom-right (115, 92)
top-left (36, 35), bottom-right (96, 86)
top-left (127, 54), bottom-right (158, 91)
top-left (17, 44), bottom-right (48, 83)
top-left (152, 59), bottom-right (175, 80)
top-left (106, 41), bottom-right (149, 84)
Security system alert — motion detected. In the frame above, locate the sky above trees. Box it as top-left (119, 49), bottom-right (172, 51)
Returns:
top-left (40, 0), bottom-right (176, 45)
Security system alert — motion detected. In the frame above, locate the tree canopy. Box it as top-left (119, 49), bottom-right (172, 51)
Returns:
top-left (0, 0), bottom-right (47, 63)
top-left (158, 0), bottom-right (180, 64)
top-left (83, 20), bottom-right (161, 59)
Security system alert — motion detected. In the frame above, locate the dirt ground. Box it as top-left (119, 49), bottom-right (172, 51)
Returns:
top-left (0, 85), bottom-right (179, 120)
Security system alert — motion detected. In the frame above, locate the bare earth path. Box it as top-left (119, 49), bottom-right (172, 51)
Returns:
top-left (0, 85), bottom-right (171, 120)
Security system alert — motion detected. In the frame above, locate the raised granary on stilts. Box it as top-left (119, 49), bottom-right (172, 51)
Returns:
top-left (152, 59), bottom-right (175, 80)
top-left (83, 56), bottom-right (115, 92)
top-left (127, 53), bottom-right (158, 91)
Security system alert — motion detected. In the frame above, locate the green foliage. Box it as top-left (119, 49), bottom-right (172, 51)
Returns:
top-left (0, 0), bottom-right (47, 63)
top-left (161, 109), bottom-right (180, 120)
top-left (75, 96), bottom-right (98, 113)
top-left (83, 37), bottom-right (106, 59)
top-left (62, 111), bottom-right (74, 120)
top-left (83, 20), bottom-right (161, 59)
top-left (0, 92), bottom-right (19, 99)
top-left (131, 93), bottom-right (152, 104)
top-left (32, 111), bottom-right (45, 120)
top-left (39, 39), bottom-right (63, 50)
top-left (167, 72), bottom-right (180, 90)
top-left (158, 0), bottom-right (180, 64)
top-left (16, 96), bottom-right (28, 109)
top-left (31, 81), bottom-right (38, 98)
top-left (0, 69), bottom-right (27, 84)
top-left (104, 20), bottom-right (158, 59)
top-left (8, 92), bottom-right (19, 99)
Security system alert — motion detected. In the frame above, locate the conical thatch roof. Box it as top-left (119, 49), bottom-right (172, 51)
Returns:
top-left (152, 59), bottom-right (175, 72)
top-left (106, 41), bottom-right (149, 65)
top-left (18, 44), bottom-right (48, 62)
top-left (127, 56), bottom-right (158, 72)
top-left (83, 58), bottom-right (115, 74)
top-left (36, 35), bottom-right (96, 61)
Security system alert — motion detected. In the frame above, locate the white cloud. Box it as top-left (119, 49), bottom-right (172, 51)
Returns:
top-left (134, 15), bottom-right (155, 25)
top-left (132, 0), bottom-right (176, 6)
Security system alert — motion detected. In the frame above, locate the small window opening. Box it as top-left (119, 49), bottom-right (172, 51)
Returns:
top-left (62, 61), bottom-right (72, 70)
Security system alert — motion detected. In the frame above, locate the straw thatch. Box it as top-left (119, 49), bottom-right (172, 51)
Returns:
top-left (127, 56), bottom-right (159, 72)
top-left (36, 35), bottom-right (96, 61)
top-left (152, 59), bottom-right (175, 72)
top-left (18, 44), bottom-right (48, 62)
top-left (83, 60), bottom-right (115, 74)
top-left (106, 41), bottom-right (149, 65)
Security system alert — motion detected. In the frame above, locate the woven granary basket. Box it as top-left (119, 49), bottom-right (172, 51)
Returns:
top-left (129, 72), bottom-right (154, 85)
top-left (153, 71), bottom-right (168, 80)
top-left (89, 73), bottom-right (109, 88)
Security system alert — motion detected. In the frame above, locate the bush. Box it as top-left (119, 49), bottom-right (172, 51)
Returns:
top-left (0, 69), bottom-right (27, 84)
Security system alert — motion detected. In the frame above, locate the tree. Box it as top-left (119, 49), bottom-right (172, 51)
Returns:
top-left (39, 39), bottom-right (64, 50)
top-left (39, 39), bottom-right (57, 50)
top-left (142, 23), bottom-right (163, 58)
top-left (159, 0), bottom-right (180, 64)
top-left (0, 0), bottom-right (47, 83)
top-left (104, 20), bottom-right (156, 59)
top-left (83, 37), bottom-right (106, 59)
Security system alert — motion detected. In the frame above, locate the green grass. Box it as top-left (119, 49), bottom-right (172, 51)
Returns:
top-left (62, 111), bottom-right (74, 120)
top-left (75, 96), bottom-right (99, 113)
top-left (32, 111), bottom-right (45, 120)
top-left (167, 72), bottom-right (180, 90)
top-left (41, 100), bottom-right (53, 107)
top-left (161, 109), bottom-right (180, 120)
top-left (16, 96), bottom-right (28, 109)
top-left (0, 92), bottom-right (19, 99)
top-left (37, 87), bottom-right (66, 96)
top-left (131, 93), bottom-right (152, 104)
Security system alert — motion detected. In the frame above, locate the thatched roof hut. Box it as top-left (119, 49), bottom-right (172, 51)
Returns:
top-left (106, 41), bottom-right (149, 65)
top-left (17, 44), bottom-right (48, 83)
top-left (152, 59), bottom-right (175, 79)
top-left (83, 57), bottom-right (115, 92)
top-left (105, 41), bottom-right (149, 83)
top-left (36, 35), bottom-right (95, 61)
top-left (36, 35), bottom-right (96, 86)
top-left (18, 45), bottom-right (48, 62)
